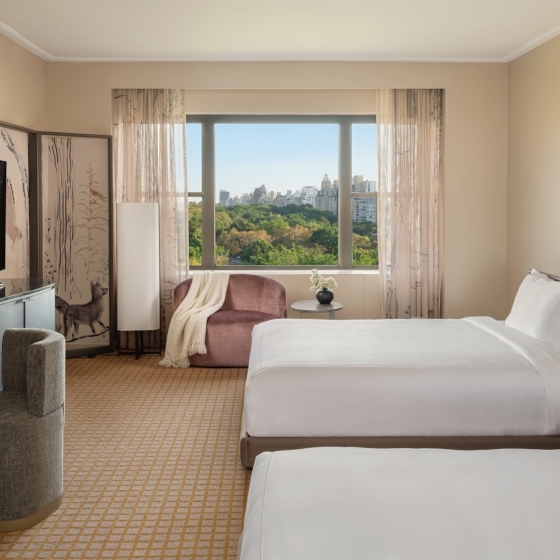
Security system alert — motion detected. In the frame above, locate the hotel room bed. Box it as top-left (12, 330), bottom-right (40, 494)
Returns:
top-left (240, 269), bottom-right (560, 467)
top-left (238, 447), bottom-right (560, 560)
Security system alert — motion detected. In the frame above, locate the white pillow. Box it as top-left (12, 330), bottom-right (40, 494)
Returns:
top-left (505, 269), bottom-right (560, 354)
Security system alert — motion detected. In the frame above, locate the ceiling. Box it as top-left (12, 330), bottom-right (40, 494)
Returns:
top-left (1, 0), bottom-right (560, 63)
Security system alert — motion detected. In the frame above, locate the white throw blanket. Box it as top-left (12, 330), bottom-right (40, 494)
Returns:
top-left (160, 271), bottom-right (230, 368)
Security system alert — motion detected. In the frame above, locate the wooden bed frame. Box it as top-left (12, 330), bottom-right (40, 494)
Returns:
top-left (240, 269), bottom-right (560, 468)
top-left (240, 419), bottom-right (560, 467)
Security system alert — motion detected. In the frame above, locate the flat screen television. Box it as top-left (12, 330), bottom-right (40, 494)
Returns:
top-left (0, 160), bottom-right (6, 273)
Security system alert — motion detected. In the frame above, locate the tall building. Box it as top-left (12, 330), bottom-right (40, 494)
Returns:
top-left (321, 174), bottom-right (333, 191)
top-left (219, 190), bottom-right (230, 203)
top-left (352, 177), bottom-right (377, 223)
top-left (317, 173), bottom-right (338, 215)
top-left (252, 184), bottom-right (267, 204)
top-left (299, 185), bottom-right (318, 206)
top-left (284, 190), bottom-right (298, 205)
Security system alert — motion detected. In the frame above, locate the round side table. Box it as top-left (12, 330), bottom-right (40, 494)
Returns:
top-left (291, 300), bottom-right (343, 320)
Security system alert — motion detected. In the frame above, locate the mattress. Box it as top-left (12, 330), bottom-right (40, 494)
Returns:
top-left (244, 317), bottom-right (560, 437)
top-left (239, 447), bottom-right (560, 560)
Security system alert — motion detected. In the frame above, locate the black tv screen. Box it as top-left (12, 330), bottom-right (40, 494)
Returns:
top-left (0, 160), bottom-right (5, 272)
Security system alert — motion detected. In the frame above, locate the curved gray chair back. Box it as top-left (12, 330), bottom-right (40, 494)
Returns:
top-left (0, 328), bottom-right (65, 533)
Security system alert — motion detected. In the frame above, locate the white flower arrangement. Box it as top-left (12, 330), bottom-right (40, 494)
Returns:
top-left (309, 269), bottom-right (338, 291)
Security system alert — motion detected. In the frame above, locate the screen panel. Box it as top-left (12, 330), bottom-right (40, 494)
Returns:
top-left (0, 126), bottom-right (29, 279)
top-left (42, 134), bottom-right (113, 355)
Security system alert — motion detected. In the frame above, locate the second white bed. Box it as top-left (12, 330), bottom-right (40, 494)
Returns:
top-left (245, 317), bottom-right (560, 437)
top-left (240, 447), bottom-right (560, 560)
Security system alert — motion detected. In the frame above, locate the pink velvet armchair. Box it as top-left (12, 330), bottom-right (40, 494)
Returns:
top-left (173, 274), bottom-right (287, 367)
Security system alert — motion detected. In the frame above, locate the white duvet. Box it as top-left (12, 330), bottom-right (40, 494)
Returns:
top-left (244, 317), bottom-right (560, 437)
top-left (239, 447), bottom-right (560, 560)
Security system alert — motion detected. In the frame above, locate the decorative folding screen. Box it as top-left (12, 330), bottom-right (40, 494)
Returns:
top-left (0, 125), bottom-right (29, 280)
top-left (41, 134), bottom-right (114, 355)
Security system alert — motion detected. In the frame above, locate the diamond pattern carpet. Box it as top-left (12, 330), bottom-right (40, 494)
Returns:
top-left (0, 355), bottom-right (250, 559)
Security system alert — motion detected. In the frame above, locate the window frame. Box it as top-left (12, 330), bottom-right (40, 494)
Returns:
top-left (186, 114), bottom-right (377, 270)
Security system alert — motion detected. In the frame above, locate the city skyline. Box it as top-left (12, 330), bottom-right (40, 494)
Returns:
top-left (186, 122), bottom-right (377, 198)
top-left (217, 174), bottom-right (377, 224)
top-left (217, 172), bottom-right (376, 203)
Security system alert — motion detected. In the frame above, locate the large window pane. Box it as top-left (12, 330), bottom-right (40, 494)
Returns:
top-left (352, 123), bottom-right (377, 266)
top-left (352, 123), bottom-right (377, 182)
top-left (188, 197), bottom-right (202, 266)
top-left (352, 197), bottom-right (378, 266)
top-left (186, 123), bottom-right (202, 193)
top-left (214, 124), bottom-right (338, 265)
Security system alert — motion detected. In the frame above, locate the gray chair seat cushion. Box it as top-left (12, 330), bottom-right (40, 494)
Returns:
top-left (0, 405), bottom-right (64, 520)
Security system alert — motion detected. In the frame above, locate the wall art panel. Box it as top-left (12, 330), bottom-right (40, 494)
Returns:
top-left (0, 126), bottom-right (29, 280)
top-left (42, 134), bottom-right (113, 354)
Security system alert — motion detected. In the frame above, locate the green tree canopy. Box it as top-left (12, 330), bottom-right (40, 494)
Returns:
top-left (189, 202), bottom-right (378, 266)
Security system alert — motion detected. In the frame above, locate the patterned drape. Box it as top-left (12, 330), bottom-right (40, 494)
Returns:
top-left (377, 89), bottom-right (443, 319)
top-left (112, 89), bottom-right (188, 345)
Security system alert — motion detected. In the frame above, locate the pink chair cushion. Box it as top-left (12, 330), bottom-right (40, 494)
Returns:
top-left (174, 275), bottom-right (287, 318)
top-left (207, 310), bottom-right (278, 325)
top-left (174, 274), bottom-right (287, 368)
top-left (190, 310), bottom-right (278, 368)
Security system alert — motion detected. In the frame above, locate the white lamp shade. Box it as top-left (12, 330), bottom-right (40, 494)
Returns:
top-left (117, 203), bottom-right (160, 331)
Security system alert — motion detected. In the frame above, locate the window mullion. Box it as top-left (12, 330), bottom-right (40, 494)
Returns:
top-left (201, 122), bottom-right (215, 268)
top-left (338, 123), bottom-right (352, 268)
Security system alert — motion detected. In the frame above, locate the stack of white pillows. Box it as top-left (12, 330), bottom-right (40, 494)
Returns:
top-left (506, 268), bottom-right (560, 354)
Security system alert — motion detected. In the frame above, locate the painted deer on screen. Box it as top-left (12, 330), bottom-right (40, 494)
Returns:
top-left (62, 280), bottom-right (108, 339)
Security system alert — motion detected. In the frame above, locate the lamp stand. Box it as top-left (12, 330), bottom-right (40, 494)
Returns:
top-left (117, 330), bottom-right (162, 360)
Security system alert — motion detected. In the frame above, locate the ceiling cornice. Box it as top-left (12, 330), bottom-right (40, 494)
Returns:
top-left (503, 22), bottom-right (560, 62)
top-left (0, 20), bottom-right (53, 61)
top-left (1, 18), bottom-right (560, 65)
top-left (44, 55), bottom-right (507, 63)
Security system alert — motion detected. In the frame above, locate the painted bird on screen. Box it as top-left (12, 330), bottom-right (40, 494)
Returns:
top-left (88, 187), bottom-right (107, 202)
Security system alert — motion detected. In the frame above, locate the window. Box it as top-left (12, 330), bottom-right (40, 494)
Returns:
top-left (187, 116), bottom-right (377, 268)
top-left (351, 124), bottom-right (378, 266)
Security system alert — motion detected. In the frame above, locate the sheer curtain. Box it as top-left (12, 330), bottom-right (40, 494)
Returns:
top-left (112, 89), bottom-right (188, 346)
top-left (377, 89), bottom-right (443, 319)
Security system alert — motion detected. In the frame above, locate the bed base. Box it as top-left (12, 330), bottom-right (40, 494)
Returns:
top-left (240, 425), bottom-right (560, 467)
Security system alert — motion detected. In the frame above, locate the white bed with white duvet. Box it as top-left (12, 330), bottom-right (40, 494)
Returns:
top-left (239, 447), bottom-right (560, 560)
top-left (240, 270), bottom-right (560, 466)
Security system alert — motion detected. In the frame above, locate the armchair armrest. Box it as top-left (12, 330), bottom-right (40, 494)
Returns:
top-left (2, 329), bottom-right (46, 392)
top-left (174, 278), bottom-right (193, 311)
top-left (260, 278), bottom-right (287, 318)
top-left (2, 329), bottom-right (65, 417)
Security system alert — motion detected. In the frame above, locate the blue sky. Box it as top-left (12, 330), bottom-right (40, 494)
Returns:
top-left (187, 123), bottom-right (377, 198)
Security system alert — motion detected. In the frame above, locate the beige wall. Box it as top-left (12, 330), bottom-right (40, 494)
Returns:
top-left (0, 33), bottom-right (510, 320)
top-left (45, 61), bottom-right (509, 319)
top-left (0, 34), bottom-right (46, 130)
top-left (8, 27), bottom-right (560, 321)
top-left (507, 35), bottom-right (560, 309)
top-left (193, 270), bottom-right (382, 319)
top-left (256, 271), bottom-right (380, 320)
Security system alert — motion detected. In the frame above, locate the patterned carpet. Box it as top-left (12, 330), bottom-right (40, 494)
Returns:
top-left (0, 355), bottom-right (250, 559)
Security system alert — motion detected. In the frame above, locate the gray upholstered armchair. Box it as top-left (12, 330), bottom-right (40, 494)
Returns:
top-left (174, 274), bottom-right (286, 367)
top-left (0, 329), bottom-right (65, 533)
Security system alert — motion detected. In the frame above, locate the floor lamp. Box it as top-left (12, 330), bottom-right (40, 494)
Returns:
top-left (116, 202), bottom-right (161, 359)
